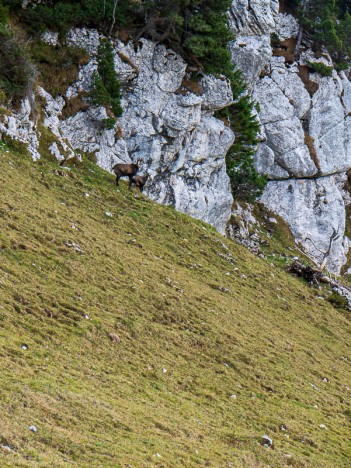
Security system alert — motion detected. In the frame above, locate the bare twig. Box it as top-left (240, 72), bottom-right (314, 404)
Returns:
top-left (109, 0), bottom-right (118, 37)
top-left (305, 227), bottom-right (339, 271)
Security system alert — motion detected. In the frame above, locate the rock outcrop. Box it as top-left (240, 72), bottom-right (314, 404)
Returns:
top-left (229, 0), bottom-right (351, 273)
top-left (62, 31), bottom-right (234, 234)
top-left (0, 29), bottom-right (235, 235)
top-left (0, 97), bottom-right (40, 161)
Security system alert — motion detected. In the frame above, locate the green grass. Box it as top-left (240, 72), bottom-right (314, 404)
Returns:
top-left (0, 141), bottom-right (351, 466)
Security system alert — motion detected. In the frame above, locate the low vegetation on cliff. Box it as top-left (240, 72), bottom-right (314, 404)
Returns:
top-left (0, 5), bottom-right (36, 106)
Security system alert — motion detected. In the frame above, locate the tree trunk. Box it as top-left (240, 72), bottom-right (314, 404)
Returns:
top-left (293, 0), bottom-right (307, 59)
top-left (109, 0), bottom-right (118, 37)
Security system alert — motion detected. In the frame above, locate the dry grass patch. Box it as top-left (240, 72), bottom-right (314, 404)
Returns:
top-left (298, 65), bottom-right (320, 96)
top-left (30, 41), bottom-right (90, 98)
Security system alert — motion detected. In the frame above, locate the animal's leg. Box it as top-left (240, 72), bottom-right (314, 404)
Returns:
top-left (128, 176), bottom-right (133, 190)
top-left (116, 175), bottom-right (120, 186)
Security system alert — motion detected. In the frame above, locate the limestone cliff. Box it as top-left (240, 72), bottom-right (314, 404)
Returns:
top-left (230, 0), bottom-right (351, 273)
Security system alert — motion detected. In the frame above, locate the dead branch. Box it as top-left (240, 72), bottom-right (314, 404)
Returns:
top-left (305, 227), bottom-right (339, 271)
top-left (293, 0), bottom-right (307, 59)
top-left (109, 0), bottom-right (118, 37)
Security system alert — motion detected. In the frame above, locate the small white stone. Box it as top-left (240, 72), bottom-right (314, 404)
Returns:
top-left (41, 31), bottom-right (59, 46)
top-left (319, 424), bottom-right (328, 430)
top-left (105, 212), bottom-right (113, 217)
top-left (261, 435), bottom-right (273, 447)
top-left (162, 368), bottom-right (167, 373)
top-left (29, 425), bottom-right (37, 433)
top-left (0, 445), bottom-right (14, 453)
top-left (230, 394), bottom-right (237, 400)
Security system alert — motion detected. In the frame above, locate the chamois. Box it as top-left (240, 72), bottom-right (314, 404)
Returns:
top-left (131, 174), bottom-right (149, 192)
top-left (112, 160), bottom-right (141, 189)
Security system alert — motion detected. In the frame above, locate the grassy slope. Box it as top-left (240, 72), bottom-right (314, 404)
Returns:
top-left (0, 142), bottom-right (350, 467)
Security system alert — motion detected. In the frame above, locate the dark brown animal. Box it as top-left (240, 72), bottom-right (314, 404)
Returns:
top-left (131, 174), bottom-right (149, 192)
top-left (112, 160), bottom-right (141, 189)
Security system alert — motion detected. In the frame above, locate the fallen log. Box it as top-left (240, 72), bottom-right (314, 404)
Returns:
top-left (287, 260), bottom-right (351, 310)
top-left (287, 261), bottom-right (323, 285)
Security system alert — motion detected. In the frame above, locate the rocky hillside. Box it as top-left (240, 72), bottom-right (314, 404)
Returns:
top-left (1, 3), bottom-right (351, 464)
top-left (1, 21), bottom-right (235, 235)
top-left (230, 0), bottom-right (351, 274)
top-left (1, 142), bottom-right (351, 466)
top-left (2, 1), bottom-right (351, 275)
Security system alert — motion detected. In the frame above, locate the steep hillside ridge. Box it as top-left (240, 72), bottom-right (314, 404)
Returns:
top-left (229, 0), bottom-right (351, 273)
top-left (0, 143), bottom-right (351, 466)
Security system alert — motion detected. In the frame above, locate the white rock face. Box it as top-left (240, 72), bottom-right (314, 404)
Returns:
top-left (228, 0), bottom-right (279, 35)
top-left (251, 57), bottom-right (351, 184)
top-left (228, 0), bottom-right (280, 89)
top-left (0, 97), bottom-right (40, 161)
top-left (61, 31), bottom-right (234, 234)
top-left (0, 28), bottom-right (235, 235)
top-left (274, 12), bottom-right (300, 40)
top-left (229, 35), bottom-right (272, 89)
top-left (261, 177), bottom-right (348, 273)
top-left (229, 0), bottom-right (351, 272)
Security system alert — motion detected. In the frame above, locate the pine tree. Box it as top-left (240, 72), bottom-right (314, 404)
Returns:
top-left (88, 39), bottom-right (122, 125)
top-left (217, 96), bottom-right (267, 202)
top-left (287, 0), bottom-right (351, 64)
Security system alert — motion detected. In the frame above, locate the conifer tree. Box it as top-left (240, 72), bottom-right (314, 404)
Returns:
top-left (287, 0), bottom-right (351, 65)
